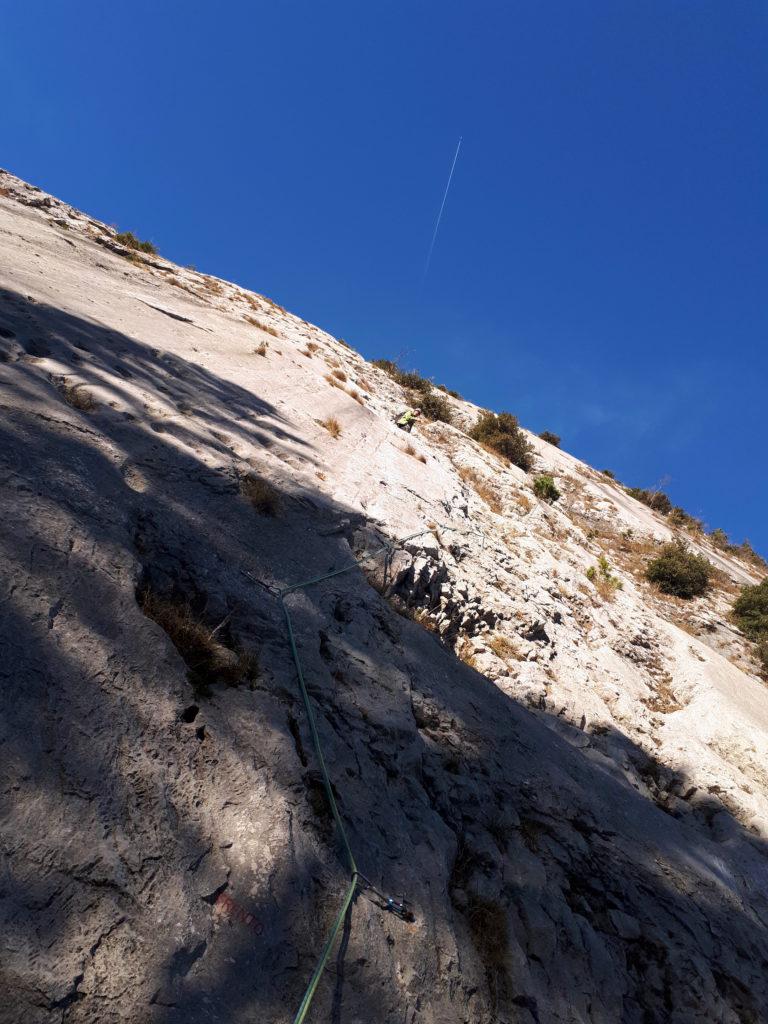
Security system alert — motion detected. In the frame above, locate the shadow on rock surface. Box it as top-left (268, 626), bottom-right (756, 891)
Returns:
top-left (1, 291), bottom-right (767, 1024)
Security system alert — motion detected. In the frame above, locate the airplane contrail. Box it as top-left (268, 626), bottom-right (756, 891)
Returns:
top-left (422, 136), bottom-right (462, 285)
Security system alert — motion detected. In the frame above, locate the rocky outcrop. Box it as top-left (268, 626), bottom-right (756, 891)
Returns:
top-left (1, 169), bottom-right (767, 1023)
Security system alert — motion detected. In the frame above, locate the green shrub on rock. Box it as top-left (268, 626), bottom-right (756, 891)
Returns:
top-left (533, 475), bottom-right (560, 503)
top-left (538, 431), bottom-right (561, 447)
top-left (732, 579), bottom-right (768, 641)
top-left (417, 390), bottom-right (453, 423)
top-left (758, 641), bottom-right (768, 679)
top-left (114, 230), bottom-right (158, 255)
top-left (469, 412), bottom-right (533, 472)
top-left (372, 359), bottom-right (433, 393)
top-left (628, 487), bottom-right (673, 516)
top-left (586, 556), bottom-right (623, 600)
top-left (646, 542), bottom-right (713, 598)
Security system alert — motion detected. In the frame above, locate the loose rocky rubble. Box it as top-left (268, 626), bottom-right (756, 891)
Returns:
top-left (1, 168), bottom-right (768, 1023)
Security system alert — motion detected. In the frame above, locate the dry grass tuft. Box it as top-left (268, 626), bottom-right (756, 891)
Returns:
top-left (488, 634), bottom-right (524, 662)
top-left (586, 556), bottom-right (623, 602)
top-left (456, 640), bottom-right (479, 669)
top-left (114, 230), bottom-right (158, 255)
top-left (324, 373), bottom-right (342, 389)
top-left (474, 481), bottom-right (501, 514)
top-left (459, 467), bottom-right (501, 514)
top-left (60, 382), bottom-right (97, 412)
top-left (139, 590), bottom-right (258, 696)
top-left (255, 341), bottom-right (268, 357)
top-left (244, 315), bottom-right (280, 337)
top-left (332, 368), bottom-right (347, 382)
top-left (347, 389), bottom-right (364, 405)
top-left (320, 416), bottom-right (342, 438)
top-left (403, 443), bottom-right (427, 464)
top-left (515, 493), bottom-right (533, 514)
top-left (240, 475), bottom-right (280, 516)
top-left (465, 896), bottom-right (510, 973)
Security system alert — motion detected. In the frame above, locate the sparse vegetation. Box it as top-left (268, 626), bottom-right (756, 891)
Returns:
top-left (601, 469), bottom-right (616, 479)
top-left (372, 359), bottom-right (432, 393)
top-left (732, 579), bottom-right (768, 642)
top-left (737, 540), bottom-right (768, 571)
top-left (488, 634), bottom-right (523, 662)
top-left (399, 370), bottom-right (432, 392)
top-left (645, 542), bottom-right (713, 598)
top-left (586, 556), bottom-right (623, 600)
top-left (244, 315), bottom-right (279, 337)
top-left (709, 530), bottom-right (768, 570)
top-left (372, 357), bottom-right (400, 375)
top-left (731, 580), bottom-right (768, 679)
top-left (758, 640), bottom-right (768, 679)
top-left (417, 389), bottom-right (453, 423)
top-left (459, 467), bottom-right (502, 513)
top-left (515, 492), bottom-right (533, 514)
top-left (139, 589), bottom-right (258, 696)
top-left (255, 341), bottom-right (268, 356)
top-left (538, 430), bottom-right (561, 447)
top-left (668, 506), bottom-right (704, 532)
top-left (468, 412), bottom-right (533, 472)
top-left (628, 487), bottom-right (673, 516)
top-left (320, 416), bottom-right (342, 438)
top-left (261, 294), bottom-right (286, 313)
top-left (449, 849), bottom-right (512, 1016)
top-left (626, 485), bottom-right (712, 537)
top-left (532, 475), bottom-right (560, 503)
top-left (332, 368), bottom-right (347, 382)
top-left (710, 528), bottom-right (730, 550)
top-left (404, 443), bottom-right (427, 464)
top-left (240, 475), bottom-right (280, 516)
top-left (114, 230), bottom-right (158, 255)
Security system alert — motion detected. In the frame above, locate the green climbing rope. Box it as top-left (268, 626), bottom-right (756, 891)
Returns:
top-left (281, 530), bottom-right (421, 1020)
top-left (281, 523), bottom-right (472, 1023)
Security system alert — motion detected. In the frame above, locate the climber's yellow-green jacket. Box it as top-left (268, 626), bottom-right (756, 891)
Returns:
top-left (396, 409), bottom-right (421, 431)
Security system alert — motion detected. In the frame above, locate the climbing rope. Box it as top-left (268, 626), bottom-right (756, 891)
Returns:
top-left (280, 521), bottom-right (471, 1023)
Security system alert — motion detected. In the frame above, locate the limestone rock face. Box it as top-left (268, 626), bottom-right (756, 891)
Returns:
top-left (1, 169), bottom-right (767, 1024)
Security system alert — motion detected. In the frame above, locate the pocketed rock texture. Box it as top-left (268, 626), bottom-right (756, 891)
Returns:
top-left (1, 168), bottom-right (768, 1024)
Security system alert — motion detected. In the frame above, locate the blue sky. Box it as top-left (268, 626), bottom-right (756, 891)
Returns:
top-left (3, 1), bottom-right (766, 554)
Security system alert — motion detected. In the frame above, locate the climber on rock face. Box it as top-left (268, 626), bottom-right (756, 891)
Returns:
top-left (396, 409), bottom-right (421, 433)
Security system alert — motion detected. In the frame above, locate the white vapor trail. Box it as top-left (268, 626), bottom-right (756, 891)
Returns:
top-left (422, 136), bottom-right (462, 285)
